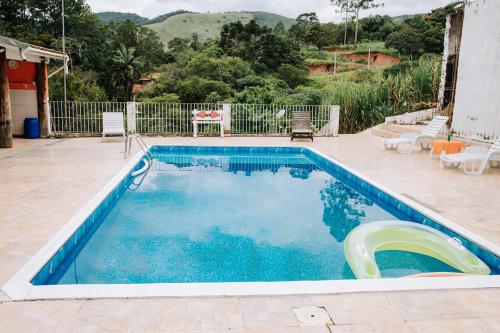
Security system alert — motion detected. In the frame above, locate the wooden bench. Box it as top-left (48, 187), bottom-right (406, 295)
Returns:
top-left (291, 111), bottom-right (313, 141)
top-left (192, 109), bottom-right (224, 138)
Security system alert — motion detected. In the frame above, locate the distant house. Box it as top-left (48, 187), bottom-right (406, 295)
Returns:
top-left (0, 35), bottom-right (67, 148)
top-left (439, 0), bottom-right (500, 142)
top-left (132, 76), bottom-right (154, 100)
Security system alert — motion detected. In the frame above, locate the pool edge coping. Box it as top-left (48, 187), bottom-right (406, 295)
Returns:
top-left (2, 144), bottom-right (500, 301)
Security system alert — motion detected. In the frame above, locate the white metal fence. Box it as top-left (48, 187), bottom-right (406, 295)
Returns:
top-left (49, 101), bottom-right (339, 136)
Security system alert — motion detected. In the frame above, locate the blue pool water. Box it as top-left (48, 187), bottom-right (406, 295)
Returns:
top-left (33, 146), bottom-right (499, 285)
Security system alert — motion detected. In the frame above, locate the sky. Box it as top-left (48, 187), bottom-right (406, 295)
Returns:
top-left (86, 0), bottom-right (454, 23)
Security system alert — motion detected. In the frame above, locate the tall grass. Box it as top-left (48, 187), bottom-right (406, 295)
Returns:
top-left (320, 57), bottom-right (441, 133)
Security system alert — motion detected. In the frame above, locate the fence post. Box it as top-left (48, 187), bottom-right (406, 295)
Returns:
top-left (126, 102), bottom-right (137, 133)
top-left (329, 105), bottom-right (340, 137)
top-left (47, 101), bottom-right (52, 135)
top-left (223, 103), bottom-right (231, 133)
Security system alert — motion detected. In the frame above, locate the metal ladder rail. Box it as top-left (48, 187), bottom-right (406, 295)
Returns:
top-left (128, 163), bottom-right (151, 190)
top-left (134, 134), bottom-right (153, 161)
top-left (124, 133), bottom-right (153, 161)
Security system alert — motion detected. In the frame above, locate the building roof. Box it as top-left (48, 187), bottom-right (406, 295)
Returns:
top-left (0, 35), bottom-right (68, 63)
top-left (132, 84), bottom-right (145, 95)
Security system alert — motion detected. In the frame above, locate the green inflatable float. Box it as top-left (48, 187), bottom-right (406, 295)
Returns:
top-left (344, 220), bottom-right (491, 279)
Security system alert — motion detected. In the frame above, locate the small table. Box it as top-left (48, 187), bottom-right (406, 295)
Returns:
top-left (431, 139), bottom-right (465, 157)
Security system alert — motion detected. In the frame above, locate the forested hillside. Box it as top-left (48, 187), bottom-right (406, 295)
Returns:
top-left (0, 0), bottom-right (462, 133)
top-left (96, 12), bottom-right (149, 25)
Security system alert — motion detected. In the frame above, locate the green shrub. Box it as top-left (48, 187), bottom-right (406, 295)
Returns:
top-left (276, 64), bottom-right (309, 89)
top-left (382, 61), bottom-right (414, 77)
top-left (351, 69), bottom-right (376, 83)
top-left (236, 75), bottom-right (266, 89)
top-left (321, 81), bottom-right (390, 133)
top-left (176, 76), bottom-right (233, 103)
top-left (138, 93), bottom-right (180, 103)
top-left (275, 86), bottom-right (322, 105)
top-left (49, 69), bottom-right (108, 102)
top-left (320, 56), bottom-right (440, 133)
top-left (303, 48), bottom-right (328, 60)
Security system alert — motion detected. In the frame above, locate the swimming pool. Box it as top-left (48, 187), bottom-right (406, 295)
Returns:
top-left (4, 146), bottom-right (500, 299)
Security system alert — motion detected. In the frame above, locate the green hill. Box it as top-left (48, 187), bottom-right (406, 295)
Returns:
top-left (96, 12), bottom-right (149, 25)
top-left (252, 11), bottom-right (296, 28)
top-left (147, 10), bottom-right (191, 25)
top-left (145, 11), bottom-right (296, 45)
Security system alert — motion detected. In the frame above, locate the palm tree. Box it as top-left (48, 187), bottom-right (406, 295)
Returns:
top-left (112, 43), bottom-right (142, 101)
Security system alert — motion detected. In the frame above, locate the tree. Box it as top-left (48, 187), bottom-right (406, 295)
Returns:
top-left (289, 13), bottom-right (322, 49)
top-left (102, 20), bottom-right (165, 98)
top-left (256, 32), bottom-right (304, 72)
top-left (219, 20), bottom-right (305, 73)
top-left (134, 26), bottom-right (165, 72)
top-left (0, 0), bottom-right (90, 39)
top-left (187, 51), bottom-right (254, 89)
top-left (112, 44), bottom-right (142, 101)
top-left (427, 1), bottom-right (463, 28)
top-left (329, 21), bottom-right (354, 45)
top-left (167, 37), bottom-right (190, 53)
top-left (108, 20), bottom-right (164, 70)
top-left (316, 23), bottom-right (336, 49)
top-left (219, 20), bottom-right (269, 65)
top-left (359, 15), bottom-right (395, 41)
top-left (330, 0), bottom-right (352, 45)
top-left (320, 178), bottom-right (372, 242)
top-left (276, 64), bottom-right (309, 88)
top-left (138, 93), bottom-right (180, 104)
top-left (0, 0), bottom-right (100, 51)
top-left (49, 69), bottom-right (107, 101)
top-left (424, 25), bottom-right (445, 54)
top-left (385, 9), bottom-right (454, 57)
top-left (234, 77), bottom-right (288, 104)
top-left (350, 0), bottom-right (384, 44)
top-left (190, 33), bottom-right (201, 51)
top-left (385, 27), bottom-right (424, 57)
top-left (331, 0), bottom-right (384, 45)
top-left (272, 22), bottom-right (286, 35)
top-left (0, 0), bottom-right (171, 102)
top-left (176, 76), bottom-right (233, 103)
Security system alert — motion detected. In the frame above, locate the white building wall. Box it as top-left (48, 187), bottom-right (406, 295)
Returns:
top-left (10, 89), bottom-right (38, 136)
top-left (452, 0), bottom-right (500, 142)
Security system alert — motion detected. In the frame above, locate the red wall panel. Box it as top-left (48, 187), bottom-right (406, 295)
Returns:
top-left (7, 59), bottom-right (37, 90)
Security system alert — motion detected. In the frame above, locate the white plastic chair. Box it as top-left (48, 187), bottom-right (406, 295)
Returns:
top-left (440, 137), bottom-right (500, 175)
top-left (102, 112), bottom-right (125, 142)
top-left (384, 116), bottom-right (449, 153)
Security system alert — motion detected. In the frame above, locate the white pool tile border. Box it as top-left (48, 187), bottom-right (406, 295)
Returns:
top-left (2, 145), bottom-right (500, 301)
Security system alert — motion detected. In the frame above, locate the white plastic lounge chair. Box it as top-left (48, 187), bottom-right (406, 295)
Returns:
top-left (384, 116), bottom-right (449, 153)
top-left (440, 137), bottom-right (500, 175)
top-left (102, 112), bottom-right (125, 142)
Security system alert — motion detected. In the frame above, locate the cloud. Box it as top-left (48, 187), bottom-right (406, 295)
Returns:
top-left (86, 0), bottom-right (454, 22)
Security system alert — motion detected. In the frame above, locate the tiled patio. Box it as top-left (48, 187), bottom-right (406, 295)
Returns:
top-left (0, 134), bottom-right (499, 332)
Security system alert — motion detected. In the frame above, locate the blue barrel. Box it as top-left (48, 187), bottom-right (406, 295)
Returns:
top-left (24, 118), bottom-right (41, 139)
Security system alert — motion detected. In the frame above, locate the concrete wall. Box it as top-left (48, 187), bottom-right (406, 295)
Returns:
top-left (10, 89), bottom-right (37, 135)
top-left (437, 11), bottom-right (463, 112)
top-left (452, 0), bottom-right (500, 142)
